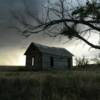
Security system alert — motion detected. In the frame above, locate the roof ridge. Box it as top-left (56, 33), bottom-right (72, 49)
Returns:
top-left (28, 42), bottom-right (73, 56)
top-left (32, 42), bottom-right (67, 49)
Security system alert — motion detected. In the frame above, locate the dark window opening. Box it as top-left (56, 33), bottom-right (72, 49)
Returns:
top-left (50, 57), bottom-right (54, 67)
top-left (68, 58), bottom-right (72, 68)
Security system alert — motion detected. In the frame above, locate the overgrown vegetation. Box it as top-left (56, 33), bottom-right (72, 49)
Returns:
top-left (0, 71), bottom-right (100, 100)
top-left (75, 56), bottom-right (89, 68)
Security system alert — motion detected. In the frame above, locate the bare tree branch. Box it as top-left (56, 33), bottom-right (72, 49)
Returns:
top-left (11, 0), bottom-right (100, 50)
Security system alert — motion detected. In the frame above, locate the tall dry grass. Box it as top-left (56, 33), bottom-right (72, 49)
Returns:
top-left (0, 71), bottom-right (100, 100)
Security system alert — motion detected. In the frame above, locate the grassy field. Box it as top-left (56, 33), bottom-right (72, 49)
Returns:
top-left (0, 70), bottom-right (100, 100)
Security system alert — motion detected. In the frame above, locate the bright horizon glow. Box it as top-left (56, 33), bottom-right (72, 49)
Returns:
top-left (0, 33), bottom-right (99, 66)
top-left (0, 49), bottom-right (26, 66)
top-left (11, 50), bottom-right (26, 66)
top-left (17, 55), bottom-right (25, 66)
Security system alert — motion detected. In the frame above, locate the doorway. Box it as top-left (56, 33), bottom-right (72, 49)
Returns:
top-left (32, 57), bottom-right (34, 66)
top-left (68, 58), bottom-right (72, 68)
top-left (50, 57), bottom-right (54, 67)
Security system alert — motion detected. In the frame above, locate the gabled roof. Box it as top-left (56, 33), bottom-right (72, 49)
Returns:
top-left (24, 42), bottom-right (73, 57)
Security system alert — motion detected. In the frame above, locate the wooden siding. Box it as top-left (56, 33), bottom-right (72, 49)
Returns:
top-left (42, 53), bottom-right (70, 70)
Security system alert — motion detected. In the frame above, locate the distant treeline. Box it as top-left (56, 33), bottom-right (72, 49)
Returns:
top-left (0, 66), bottom-right (25, 72)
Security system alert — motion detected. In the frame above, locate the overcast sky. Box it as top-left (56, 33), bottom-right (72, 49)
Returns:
top-left (0, 0), bottom-right (99, 65)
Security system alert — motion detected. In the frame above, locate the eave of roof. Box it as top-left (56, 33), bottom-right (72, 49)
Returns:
top-left (25, 42), bottom-right (73, 57)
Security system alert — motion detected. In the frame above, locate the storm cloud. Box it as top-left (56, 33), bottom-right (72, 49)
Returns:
top-left (0, 0), bottom-right (43, 47)
top-left (0, 0), bottom-right (99, 65)
top-left (0, 0), bottom-right (45, 65)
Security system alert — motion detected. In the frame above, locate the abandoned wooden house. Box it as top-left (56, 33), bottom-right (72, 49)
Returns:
top-left (24, 42), bottom-right (73, 70)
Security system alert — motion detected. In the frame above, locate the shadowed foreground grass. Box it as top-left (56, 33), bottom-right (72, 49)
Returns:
top-left (0, 71), bottom-right (100, 100)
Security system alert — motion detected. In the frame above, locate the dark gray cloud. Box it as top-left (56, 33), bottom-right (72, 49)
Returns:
top-left (0, 0), bottom-right (43, 47)
top-left (0, 0), bottom-right (98, 65)
top-left (0, 0), bottom-right (45, 65)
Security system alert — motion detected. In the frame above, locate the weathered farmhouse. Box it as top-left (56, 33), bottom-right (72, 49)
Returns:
top-left (24, 42), bottom-right (73, 70)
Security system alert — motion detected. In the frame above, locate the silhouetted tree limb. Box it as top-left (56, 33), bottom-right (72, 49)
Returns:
top-left (11, 0), bottom-right (100, 49)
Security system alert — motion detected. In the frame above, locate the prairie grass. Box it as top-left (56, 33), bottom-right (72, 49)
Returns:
top-left (0, 71), bottom-right (100, 100)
